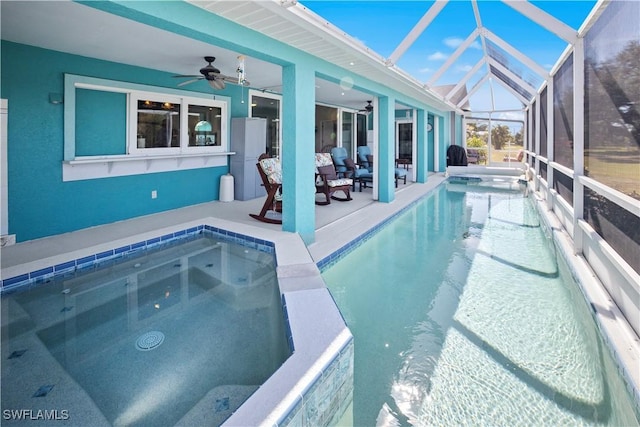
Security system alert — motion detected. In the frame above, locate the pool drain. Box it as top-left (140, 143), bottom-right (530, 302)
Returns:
top-left (135, 331), bottom-right (165, 351)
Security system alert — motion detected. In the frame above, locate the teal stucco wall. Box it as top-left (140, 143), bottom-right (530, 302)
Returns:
top-left (1, 41), bottom-right (238, 242)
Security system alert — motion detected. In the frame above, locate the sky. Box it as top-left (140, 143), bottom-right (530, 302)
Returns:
top-left (301, 0), bottom-right (597, 120)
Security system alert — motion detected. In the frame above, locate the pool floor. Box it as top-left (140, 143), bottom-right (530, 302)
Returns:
top-left (1, 236), bottom-right (289, 426)
top-left (322, 182), bottom-right (639, 426)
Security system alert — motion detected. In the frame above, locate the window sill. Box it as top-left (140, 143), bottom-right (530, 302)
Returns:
top-left (63, 152), bottom-right (235, 181)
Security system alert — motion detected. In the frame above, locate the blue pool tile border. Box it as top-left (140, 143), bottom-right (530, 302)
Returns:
top-left (316, 192), bottom-right (427, 272)
top-left (316, 178), bottom-right (525, 271)
top-left (1, 225), bottom-right (275, 294)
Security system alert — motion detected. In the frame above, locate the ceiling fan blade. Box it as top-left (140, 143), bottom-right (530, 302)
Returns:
top-left (219, 74), bottom-right (238, 83)
top-left (173, 74), bottom-right (201, 78)
top-left (208, 78), bottom-right (226, 90)
top-left (220, 74), bottom-right (251, 87)
top-left (177, 78), bottom-right (201, 87)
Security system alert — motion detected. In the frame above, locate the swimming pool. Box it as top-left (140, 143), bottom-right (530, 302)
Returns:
top-left (322, 180), bottom-right (639, 426)
top-left (1, 234), bottom-right (290, 426)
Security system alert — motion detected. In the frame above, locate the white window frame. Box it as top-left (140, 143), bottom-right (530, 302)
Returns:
top-left (128, 91), bottom-right (228, 156)
top-left (62, 74), bottom-right (232, 181)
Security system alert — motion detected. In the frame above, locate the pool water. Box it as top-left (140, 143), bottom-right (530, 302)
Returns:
top-left (1, 236), bottom-right (290, 426)
top-left (322, 181), bottom-right (639, 426)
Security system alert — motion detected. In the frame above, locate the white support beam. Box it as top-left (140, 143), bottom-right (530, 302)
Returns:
top-left (471, 0), bottom-right (484, 29)
top-left (387, 0), bottom-right (449, 65)
top-left (502, 0), bottom-right (578, 44)
top-left (489, 78), bottom-right (496, 111)
top-left (427, 28), bottom-right (480, 87)
top-left (483, 28), bottom-right (549, 79)
top-left (456, 74), bottom-right (489, 108)
top-left (471, 0), bottom-right (490, 65)
top-left (445, 58), bottom-right (485, 102)
top-left (491, 77), bottom-right (530, 105)
top-left (488, 57), bottom-right (537, 94)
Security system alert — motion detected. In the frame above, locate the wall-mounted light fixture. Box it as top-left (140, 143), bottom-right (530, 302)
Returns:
top-left (49, 93), bottom-right (63, 104)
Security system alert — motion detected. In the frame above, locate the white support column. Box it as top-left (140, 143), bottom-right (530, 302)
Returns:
top-left (412, 109), bottom-right (418, 182)
top-left (546, 79), bottom-right (555, 210)
top-left (434, 117), bottom-right (440, 172)
top-left (527, 106), bottom-right (532, 154)
top-left (488, 114), bottom-right (493, 164)
top-left (1, 99), bottom-right (8, 240)
top-left (462, 114), bottom-right (467, 148)
top-left (573, 37), bottom-right (585, 254)
top-left (372, 98), bottom-right (379, 199)
top-left (534, 91), bottom-right (541, 190)
top-left (528, 102), bottom-right (537, 188)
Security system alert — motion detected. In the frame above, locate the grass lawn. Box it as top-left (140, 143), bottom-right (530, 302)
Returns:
top-left (585, 147), bottom-right (640, 199)
top-left (469, 144), bottom-right (638, 200)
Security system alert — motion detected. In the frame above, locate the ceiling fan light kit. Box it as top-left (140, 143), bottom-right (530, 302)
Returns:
top-left (360, 100), bottom-right (373, 113)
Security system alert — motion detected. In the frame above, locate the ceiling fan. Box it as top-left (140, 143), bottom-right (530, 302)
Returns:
top-left (359, 100), bottom-right (373, 113)
top-left (173, 56), bottom-right (250, 90)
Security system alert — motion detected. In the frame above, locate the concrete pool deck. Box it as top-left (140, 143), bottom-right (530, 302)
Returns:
top-left (0, 176), bottom-right (445, 277)
top-left (0, 175), bottom-right (444, 426)
top-left (1, 172), bottom-right (638, 424)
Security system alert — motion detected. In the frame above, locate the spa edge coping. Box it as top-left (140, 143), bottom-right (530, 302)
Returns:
top-left (0, 216), bottom-right (354, 426)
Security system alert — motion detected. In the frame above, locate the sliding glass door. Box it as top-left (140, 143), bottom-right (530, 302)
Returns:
top-left (396, 120), bottom-right (413, 161)
top-left (342, 111), bottom-right (354, 159)
top-left (250, 91), bottom-right (281, 157)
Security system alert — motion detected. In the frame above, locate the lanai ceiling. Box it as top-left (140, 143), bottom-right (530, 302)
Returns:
top-left (2, 1), bottom-right (597, 115)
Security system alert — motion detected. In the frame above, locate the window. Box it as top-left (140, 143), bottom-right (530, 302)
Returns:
top-left (63, 74), bottom-right (231, 181)
top-left (189, 104), bottom-right (222, 148)
top-left (342, 111), bottom-right (355, 159)
top-left (129, 92), bottom-right (227, 155)
top-left (134, 97), bottom-right (181, 150)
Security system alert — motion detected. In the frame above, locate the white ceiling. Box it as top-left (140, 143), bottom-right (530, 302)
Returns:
top-left (1, 0), bottom-right (376, 111)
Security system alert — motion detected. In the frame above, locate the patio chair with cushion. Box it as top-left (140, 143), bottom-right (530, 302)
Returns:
top-left (466, 148), bottom-right (480, 164)
top-left (356, 146), bottom-right (407, 188)
top-left (315, 153), bottom-right (353, 205)
top-left (344, 157), bottom-right (373, 191)
top-left (330, 146), bottom-right (351, 178)
top-left (249, 154), bottom-right (283, 224)
top-left (331, 146), bottom-right (372, 191)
